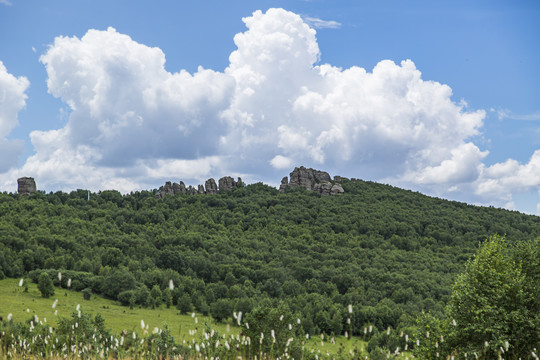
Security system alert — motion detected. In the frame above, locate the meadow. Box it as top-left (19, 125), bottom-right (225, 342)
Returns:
top-left (0, 277), bottom-right (378, 359)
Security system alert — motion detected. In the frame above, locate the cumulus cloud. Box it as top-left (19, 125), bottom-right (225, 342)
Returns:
top-left (0, 61), bottom-right (27, 171)
top-left (4, 7), bottom-right (526, 205)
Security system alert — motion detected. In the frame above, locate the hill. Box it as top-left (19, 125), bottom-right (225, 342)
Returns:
top-left (1, 175), bottom-right (539, 339)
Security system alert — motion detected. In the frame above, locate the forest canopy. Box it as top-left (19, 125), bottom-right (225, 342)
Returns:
top-left (1, 179), bottom-right (540, 337)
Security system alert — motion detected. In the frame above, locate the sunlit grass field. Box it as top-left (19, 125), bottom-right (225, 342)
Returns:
top-left (0, 277), bottom-right (369, 357)
top-left (0, 277), bottom-right (230, 342)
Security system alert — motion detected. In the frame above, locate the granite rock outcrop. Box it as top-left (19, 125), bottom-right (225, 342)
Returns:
top-left (280, 166), bottom-right (345, 196)
top-left (157, 176), bottom-right (243, 198)
top-left (17, 177), bottom-right (37, 196)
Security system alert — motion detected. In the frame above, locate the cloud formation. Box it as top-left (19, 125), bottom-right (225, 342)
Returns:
top-left (2, 7), bottom-right (538, 210)
top-left (302, 16), bottom-right (342, 29)
top-left (0, 61), bottom-right (27, 171)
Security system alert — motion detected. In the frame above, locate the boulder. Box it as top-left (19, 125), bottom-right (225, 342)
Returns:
top-left (172, 181), bottom-right (186, 194)
top-left (198, 184), bottom-right (205, 194)
top-left (279, 176), bottom-right (289, 193)
top-left (218, 176), bottom-right (236, 192)
top-left (205, 178), bottom-right (218, 194)
top-left (334, 176), bottom-right (349, 182)
top-left (17, 177), bottom-right (36, 196)
top-left (287, 166), bottom-right (331, 191)
top-left (331, 183), bottom-right (344, 195)
top-left (313, 181), bottom-right (333, 196)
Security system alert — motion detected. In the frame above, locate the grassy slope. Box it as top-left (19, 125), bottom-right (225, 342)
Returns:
top-left (0, 278), bottom-right (369, 356)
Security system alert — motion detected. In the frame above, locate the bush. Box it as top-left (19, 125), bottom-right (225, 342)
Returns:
top-left (82, 288), bottom-right (92, 300)
top-left (37, 272), bottom-right (54, 298)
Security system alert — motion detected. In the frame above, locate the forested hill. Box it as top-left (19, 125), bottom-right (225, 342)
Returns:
top-left (1, 179), bottom-right (539, 335)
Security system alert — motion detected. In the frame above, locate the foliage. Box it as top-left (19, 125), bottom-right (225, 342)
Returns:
top-left (1, 180), bottom-right (540, 339)
top-left (37, 272), bottom-right (54, 298)
top-left (414, 235), bottom-right (540, 359)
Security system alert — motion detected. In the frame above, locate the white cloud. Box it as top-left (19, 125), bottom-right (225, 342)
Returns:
top-left (0, 0), bottom-right (12, 6)
top-left (475, 150), bottom-right (540, 198)
top-left (303, 16), bottom-right (341, 29)
top-left (0, 61), bottom-right (28, 171)
top-left (1, 8), bottom-right (516, 203)
top-left (270, 155), bottom-right (293, 169)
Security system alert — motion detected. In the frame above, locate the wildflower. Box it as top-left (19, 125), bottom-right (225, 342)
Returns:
top-left (280, 315), bottom-right (284, 321)
top-left (58, 272), bottom-right (62, 282)
top-left (347, 318), bottom-right (351, 325)
top-left (288, 323), bottom-right (292, 330)
top-left (133, 332), bottom-right (136, 339)
top-left (345, 331), bottom-right (348, 338)
top-left (452, 319), bottom-right (457, 326)
top-left (387, 326), bottom-right (391, 335)
top-left (67, 278), bottom-right (72, 288)
top-left (76, 304), bottom-right (80, 311)
top-left (141, 320), bottom-right (145, 329)
top-left (416, 340), bottom-right (420, 346)
top-left (426, 331), bottom-right (430, 338)
top-left (348, 304), bottom-right (353, 314)
top-left (169, 279), bottom-right (174, 291)
top-left (297, 318), bottom-right (301, 324)
top-left (19, 278), bottom-right (24, 287)
top-left (237, 311), bottom-right (242, 325)
top-left (7, 313), bottom-right (12, 321)
top-left (52, 299), bottom-right (58, 309)
top-left (192, 312), bottom-right (195, 318)
top-left (271, 330), bottom-right (275, 339)
top-left (245, 322), bottom-right (250, 329)
top-left (369, 325), bottom-right (373, 333)
top-left (54, 310), bottom-right (58, 316)
top-left (484, 341), bottom-right (489, 348)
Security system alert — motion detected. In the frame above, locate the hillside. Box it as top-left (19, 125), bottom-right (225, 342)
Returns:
top-left (1, 176), bottom-right (539, 338)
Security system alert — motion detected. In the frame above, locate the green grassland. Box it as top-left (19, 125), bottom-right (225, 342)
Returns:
top-left (0, 277), bottom-right (229, 343)
top-left (0, 277), bottom-right (370, 357)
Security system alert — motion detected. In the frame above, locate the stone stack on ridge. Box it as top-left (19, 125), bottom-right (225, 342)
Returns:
top-left (157, 176), bottom-right (243, 198)
top-left (279, 166), bottom-right (344, 196)
top-left (17, 177), bottom-right (37, 196)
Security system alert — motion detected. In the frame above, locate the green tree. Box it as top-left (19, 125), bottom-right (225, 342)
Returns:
top-left (176, 294), bottom-right (193, 314)
top-left (38, 272), bottom-right (55, 298)
top-left (210, 298), bottom-right (233, 322)
top-left (415, 235), bottom-right (540, 359)
top-left (150, 285), bottom-right (162, 309)
top-left (162, 288), bottom-right (172, 308)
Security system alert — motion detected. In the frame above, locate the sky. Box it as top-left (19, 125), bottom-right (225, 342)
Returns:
top-left (0, 0), bottom-right (539, 213)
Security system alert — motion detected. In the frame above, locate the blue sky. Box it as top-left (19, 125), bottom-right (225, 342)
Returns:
top-left (0, 0), bottom-right (539, 213)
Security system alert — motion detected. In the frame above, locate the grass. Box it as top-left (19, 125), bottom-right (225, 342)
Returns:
top-left (0, 277), bottom-right (231, 343)
top-left (0, 278), bottom-right (376, 358)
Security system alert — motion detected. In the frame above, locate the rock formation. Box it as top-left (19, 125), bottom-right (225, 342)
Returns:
top-left (280, 167), bottom-right (344, 196)
top-left (157, 175), bottom-right (242, 198)
top-left (205, 178), bottom-right (218, 194)
top-left (156, 167), bottom-right (345, 198)
top-left (219, 176), bottom-right (242, 192)
top-left (331, 183), bottom-right (345, 195)
top-left (17, 177), bottom-right (36, 196)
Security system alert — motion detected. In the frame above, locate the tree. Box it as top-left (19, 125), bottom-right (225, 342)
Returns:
top-left (82, 288), bottom-right (92, 300)
top-left (176, 294), bottom-right (193, 314)
top-left (415, 235), bottom-right (540, 359)
top-left (210, 299), bottom-right (233, 322)
top-left (38, 272), bottom-right (54, 298)
top-left (150, 285), bottom-right (162, 309)
top-left (162, 288), bottom-right (172, 308)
